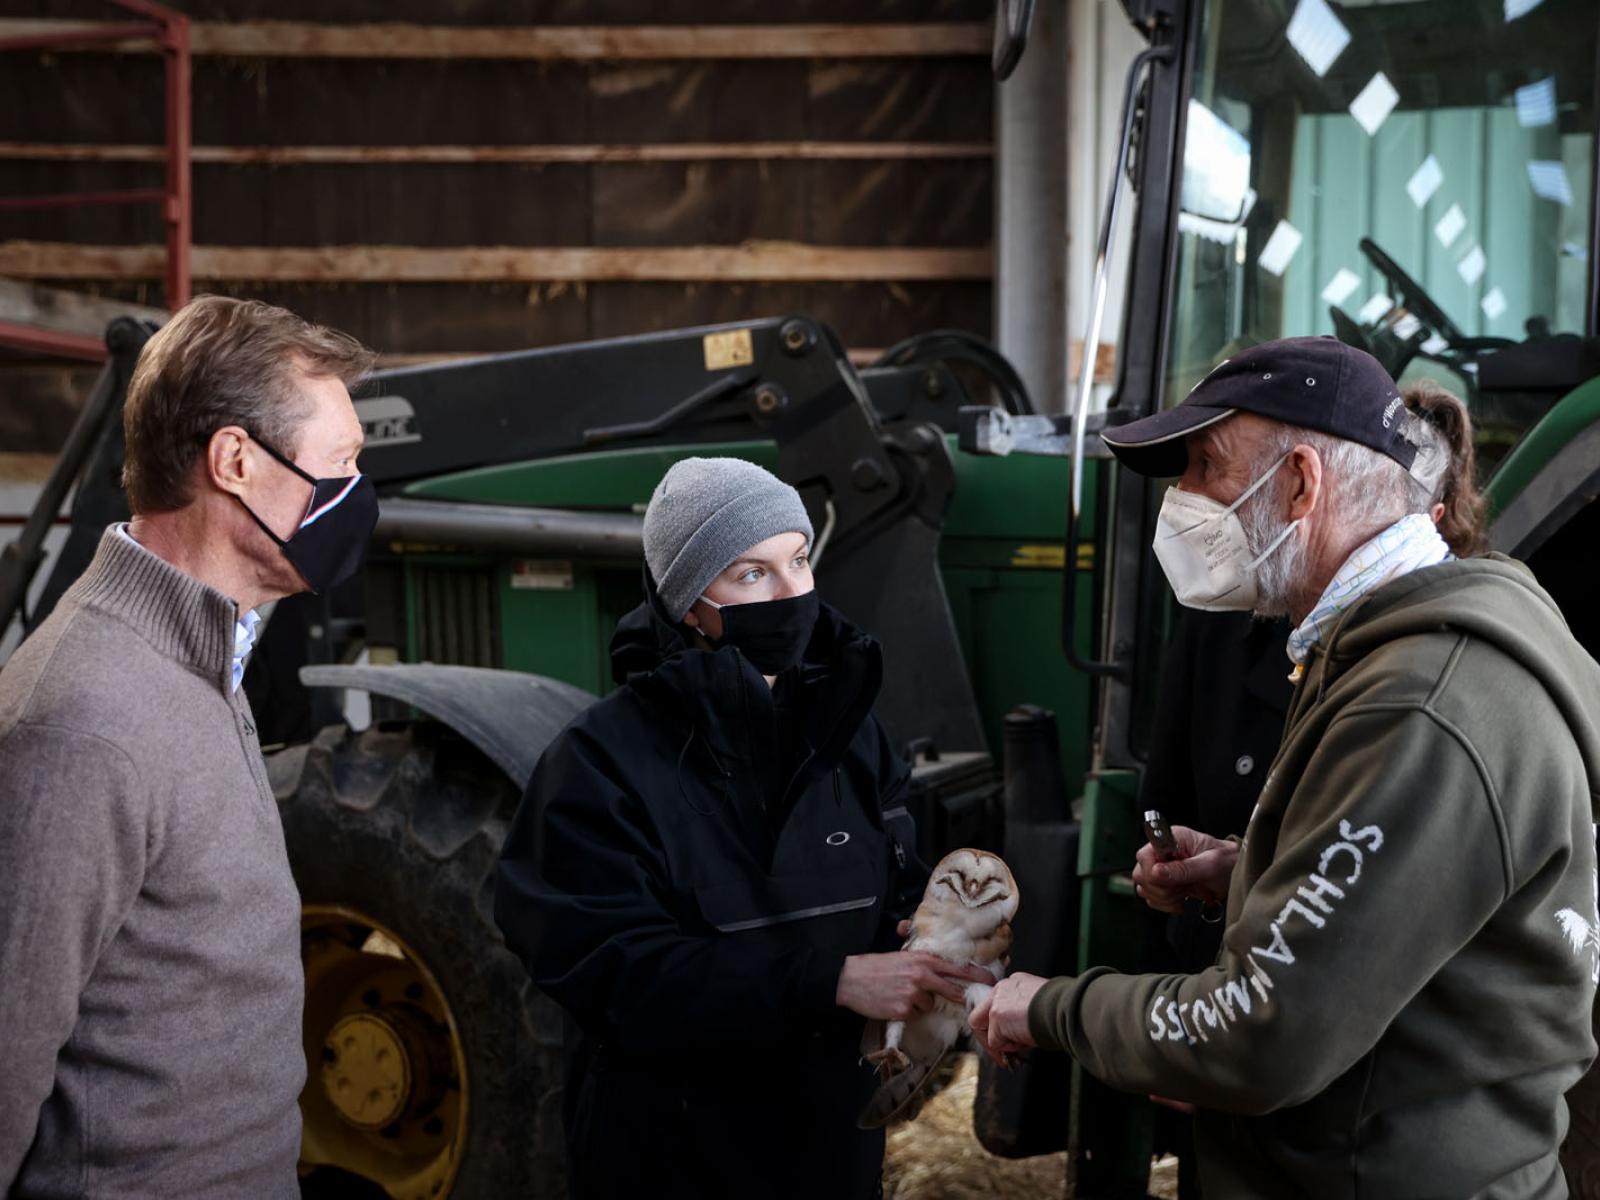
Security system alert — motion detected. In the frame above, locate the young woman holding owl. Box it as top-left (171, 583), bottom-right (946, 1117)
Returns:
top-left (495, 457), bottom-right (993, 1199)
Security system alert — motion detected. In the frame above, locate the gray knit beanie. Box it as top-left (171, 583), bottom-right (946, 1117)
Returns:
top-left (643, 457), bottom-right (814, 621)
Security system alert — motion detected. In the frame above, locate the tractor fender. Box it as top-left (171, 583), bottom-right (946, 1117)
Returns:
top-left (299, 662), bottom-right (597, 791)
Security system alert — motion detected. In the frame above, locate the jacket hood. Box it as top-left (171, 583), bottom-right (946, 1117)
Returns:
top-left (1323, 554), bottom-right (1600, 816)
top-left (608, 569), bottom-right (883, 754)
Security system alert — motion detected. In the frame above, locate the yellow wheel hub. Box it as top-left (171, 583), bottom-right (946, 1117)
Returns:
top-left (322, 1013), bottom-right (412, 1130)
top-left (298, 906), bottom-right (467, 1200)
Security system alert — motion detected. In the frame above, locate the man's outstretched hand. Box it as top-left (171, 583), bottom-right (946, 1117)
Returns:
top-left (969, 972), bottom-right (1048, 1065)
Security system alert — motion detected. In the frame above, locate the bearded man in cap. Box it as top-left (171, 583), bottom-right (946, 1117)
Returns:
top-left (495, 456), bottom-right (990, 1199)
top-left (973, 336), bottom-right (1600, 1198)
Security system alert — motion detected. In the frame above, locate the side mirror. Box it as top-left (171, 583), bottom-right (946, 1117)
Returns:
top-left (992, 0), bottom-right (1037, 80)
top-left (1180, 100), bottom-right (1253, 226)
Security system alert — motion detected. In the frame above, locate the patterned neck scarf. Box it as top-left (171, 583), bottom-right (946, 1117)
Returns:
top-left (1287, 512), bottom-right (1452, 665)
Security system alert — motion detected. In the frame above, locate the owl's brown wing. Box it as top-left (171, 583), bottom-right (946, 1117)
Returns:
top-left (857, 1038), bottom-right (952, 1129)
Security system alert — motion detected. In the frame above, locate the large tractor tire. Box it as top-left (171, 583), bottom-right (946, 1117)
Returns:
top-left (267, 719), bottom-right (566, 1200)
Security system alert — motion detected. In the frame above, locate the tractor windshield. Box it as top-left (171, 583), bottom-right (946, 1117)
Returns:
top-left (1163, 0), bottom-right (1599, 472)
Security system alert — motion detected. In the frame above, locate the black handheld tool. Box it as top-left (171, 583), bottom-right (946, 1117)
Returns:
top-left (1142, 808), bottom-right (1178, 862)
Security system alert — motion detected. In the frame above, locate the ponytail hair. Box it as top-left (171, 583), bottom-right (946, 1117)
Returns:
top-left (1402, 381), bottom-right (1488, 558)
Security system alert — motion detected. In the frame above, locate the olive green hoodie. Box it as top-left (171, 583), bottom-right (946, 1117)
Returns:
top-left (1030, 556), bottom-right (1600, 1198)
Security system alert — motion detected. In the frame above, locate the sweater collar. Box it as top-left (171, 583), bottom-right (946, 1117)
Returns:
top-left (68, 525), bottom-right (242, 692)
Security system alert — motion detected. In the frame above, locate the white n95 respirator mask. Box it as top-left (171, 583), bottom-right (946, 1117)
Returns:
top-left (1152, 452), bottom-right (1298, 611)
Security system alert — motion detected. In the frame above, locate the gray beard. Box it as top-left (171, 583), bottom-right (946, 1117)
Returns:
top-left (1237, 480), bottom-right (1306, 619)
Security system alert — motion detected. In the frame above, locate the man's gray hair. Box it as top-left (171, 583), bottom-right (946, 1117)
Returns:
top-left (1238, 411), bottom-right (1444, 616)
top-left (1253, 413), bottom-right (1441, 535)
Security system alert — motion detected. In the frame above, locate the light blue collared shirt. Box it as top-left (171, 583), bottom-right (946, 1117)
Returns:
top-left (231, 609), bottom-right (261, 693)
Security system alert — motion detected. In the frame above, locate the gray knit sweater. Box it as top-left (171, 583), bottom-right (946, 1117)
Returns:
top-left (0, 528), bottom-right (303, 1198)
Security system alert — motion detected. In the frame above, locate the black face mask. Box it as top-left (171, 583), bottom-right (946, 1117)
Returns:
top-left (238, 437), bottom-right (379, 595)
top-left (702, 590), bottom-right (820, 676)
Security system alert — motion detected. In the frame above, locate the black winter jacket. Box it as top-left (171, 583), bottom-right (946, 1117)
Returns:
top-left (494, 586), bottom-right (927, 1200)
top-left (1141, 611), bottom-right (1293, 972)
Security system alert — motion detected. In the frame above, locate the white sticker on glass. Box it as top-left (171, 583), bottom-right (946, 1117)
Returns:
top-left (1420, 333), bottom-right (1450, 356)
top-left (1528, 160), bottom-right (1575, 206)
top-left (1435, 204), bottom-right (1467, 248)
top-left (1515, 78), bottom-right (1557, 128)
top-left (1505, 0), bottom-right (1545, 19)
top-left (1406, 155), bottom-right (1444, 208)
top-left (1393, 313), bottom-right (1423, 341)
top-left (1258, 220), bottom-right (1304, 276)
top-left (1481, 287), bottom-right (1508, 321)
top-left (1287, 0), bottom-right (1352, 78)
top-left (1321, 268), bottom-right (1362, 307)
top-left (1179, 212), bottom-right (1243, 244)
top-left (1349, 72), bottom-right (1400, 137)
top-left (1458, 245), bottom-right (1487, 287)
top-left (1357, 293), bottom-right (1394, 325)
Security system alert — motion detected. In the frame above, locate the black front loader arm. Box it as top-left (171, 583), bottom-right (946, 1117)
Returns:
top-left (4, 314), bottom-right (990, 756)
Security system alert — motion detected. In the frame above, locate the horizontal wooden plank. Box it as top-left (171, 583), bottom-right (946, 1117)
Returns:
top-left (10, 279), bottom-right (991, 362)
top-left (0, 366), bottom-right (103, 456)
top-left (0, 57), bottom-right (994, 149)
top-left (0, 141), bottom-right (992, 165)
top-left (0, 452), bottom-right (62, 487)
top-left (0, 241), bottom-right (993, 283)
top-left (0, 277), bottom-right (167, 338)
top-left (0, 20), bottom-right (989, 59)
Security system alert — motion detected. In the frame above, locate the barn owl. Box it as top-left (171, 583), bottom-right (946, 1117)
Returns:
top-left (857, 848), bottom-right (1019, 1128)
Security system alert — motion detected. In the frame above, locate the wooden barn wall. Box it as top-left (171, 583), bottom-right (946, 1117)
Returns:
top-left (0, 1), bottom-right (995, 456)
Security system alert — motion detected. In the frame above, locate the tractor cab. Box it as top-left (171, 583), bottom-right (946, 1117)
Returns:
top-left (1164, 0), bottom-right (1598, 475)
top-left (1125, 0), bottom-right (1600, 745)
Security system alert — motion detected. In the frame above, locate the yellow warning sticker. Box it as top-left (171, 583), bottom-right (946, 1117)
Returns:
top-left (703, 329), bottom-right (755, 371)
top-left (1010, 544), bottom-right (1095, 570)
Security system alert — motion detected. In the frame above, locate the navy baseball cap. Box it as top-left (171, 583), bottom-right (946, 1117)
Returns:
top-left (1101, 336), bottom-right (1417, 477)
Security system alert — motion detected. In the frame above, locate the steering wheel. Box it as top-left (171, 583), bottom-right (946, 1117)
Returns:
top-left (1359, 237), bottom-right (1465, 344)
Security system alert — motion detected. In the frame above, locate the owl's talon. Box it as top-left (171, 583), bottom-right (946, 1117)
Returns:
top-left (865, 1046), bottom-right (911, 1078)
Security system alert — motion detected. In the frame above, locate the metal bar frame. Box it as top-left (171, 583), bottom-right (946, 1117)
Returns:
top-left (0, 0), bottom-right (188, 356)
top-left (0, 320), bottom-right (109, 361)
top-left (1093, 0), bottom-right (1191, 775)
top-left (158, 2), bottom-right (191, 309)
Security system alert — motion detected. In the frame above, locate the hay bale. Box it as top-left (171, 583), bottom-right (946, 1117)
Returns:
top-left (881, 1054), bottom-right (1182, 1200)
top-left (882, 1055), bottom-right (1066, 1199)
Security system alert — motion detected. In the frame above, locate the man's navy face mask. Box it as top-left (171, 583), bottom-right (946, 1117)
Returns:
top-left (698, 589), bottom-right (820, 676)
top-left (238, 436), bottom-right (378, 595)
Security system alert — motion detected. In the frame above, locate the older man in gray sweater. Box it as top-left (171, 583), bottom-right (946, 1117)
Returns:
top-left (0, 296), bottom-right (376, 1196)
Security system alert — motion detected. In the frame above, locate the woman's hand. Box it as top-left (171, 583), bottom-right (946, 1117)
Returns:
top-left (836, 953), bottom-right (996, 1021)
top-left (1131, 825), bottom-right (1238, 914)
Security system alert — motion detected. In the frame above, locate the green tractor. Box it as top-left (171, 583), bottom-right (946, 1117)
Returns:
top-left (5, 0), bottom-right (1600, 1196)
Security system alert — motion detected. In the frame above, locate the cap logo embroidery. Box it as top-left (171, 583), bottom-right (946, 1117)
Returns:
top-left (1381, 396), bottom-right (1403, 428)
